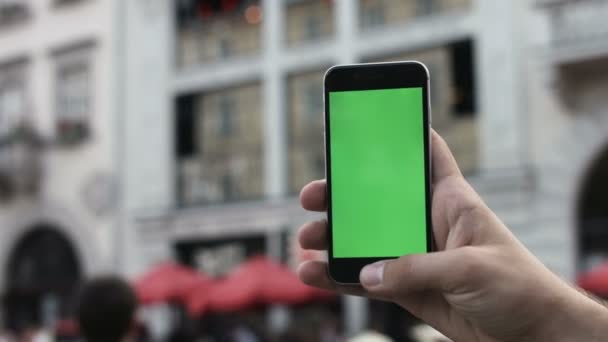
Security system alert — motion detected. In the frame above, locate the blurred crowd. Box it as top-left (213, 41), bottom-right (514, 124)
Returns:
top-left (0, 275), bottom-right (452, 342)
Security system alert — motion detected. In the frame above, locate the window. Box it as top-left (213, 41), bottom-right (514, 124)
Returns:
top-left (57, 63), bottom-right (89, 122)
top-left (218, 95), bottom-right (235, 137)
top-left (175, 1), bottom-right (262, 68)
top-left (177, 83), bottom-right (263, 206)
top-left (221, 174), bottom-right (234, 201)
top-left (305, 13), bottom-right (321, 41)
top-left (360, 0), bottom-right (471, 30)
top-left (176, 95), bottom-right (197, 158)
top-left (285, 0), bottom-right (334, 46)
top-left (53, 44), bottom-right (93, 146)
top-left (0, 0), bottom-right (30, 27)
top-left (218, 38), bottom-right (233, 59)
top-left (0, 61), bottom-right (27, 137)
top-left (288, 71), bottom-right (325, 194)
top-left (362, 4), bottom-right (386, 28)
top-left (416, 0), bottom-right (437, 16)
top-left (0, 84), bottom-right (24, 137)
top-left (450, 40), bottom-right (476, 116)
top-left (304, 83), bottom-right (322, 123)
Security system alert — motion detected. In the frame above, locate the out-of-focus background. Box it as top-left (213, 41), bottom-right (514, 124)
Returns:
top-left (0, 0), bottom-right (607, 340)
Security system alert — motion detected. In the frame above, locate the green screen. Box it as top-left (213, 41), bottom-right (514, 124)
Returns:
top-left (329, 87), bottom-right (427, 258)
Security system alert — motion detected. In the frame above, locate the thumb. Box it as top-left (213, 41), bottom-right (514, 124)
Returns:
top-left (360, 247), bottom-right (482, 297)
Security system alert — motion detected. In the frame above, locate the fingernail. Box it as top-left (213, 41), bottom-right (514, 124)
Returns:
top-left (360, 261), bottom-right (386, 287)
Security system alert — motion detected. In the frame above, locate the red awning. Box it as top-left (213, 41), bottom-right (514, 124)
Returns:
top-left (55, 319), bottom-right (79, 337)
top-left (259, 257), bottom-right (334, 305)
top-left (577, 262), bottom-right (608, 296)
top-left (138, 257), bottom-right (334, 315)
top-left (184, 275), bottom-right (216, 316)
top-left (134, 262), bottom-right (209, 305)
top-left (201, 255), bottom-right (334, 314)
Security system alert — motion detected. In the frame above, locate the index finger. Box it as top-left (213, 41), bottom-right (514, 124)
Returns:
top-left (299, 180), bottom-right (326, 212)
top-left (431, 130), bottom-right (462, 184)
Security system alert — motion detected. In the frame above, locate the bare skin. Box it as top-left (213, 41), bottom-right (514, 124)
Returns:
top-left (297, 131), bottom-right (608, 342)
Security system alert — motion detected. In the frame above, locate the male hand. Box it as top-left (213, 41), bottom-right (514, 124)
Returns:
top-left (297, 131), bottom-right (608, 342)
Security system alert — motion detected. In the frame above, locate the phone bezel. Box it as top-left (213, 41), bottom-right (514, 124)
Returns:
top-left (323, 61), bottom-right (433, 284)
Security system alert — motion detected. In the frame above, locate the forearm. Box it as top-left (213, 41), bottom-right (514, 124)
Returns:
top-left (541, 285), bottom-right (608, 341)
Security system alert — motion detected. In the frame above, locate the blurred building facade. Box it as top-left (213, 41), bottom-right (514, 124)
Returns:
top-left (139, 0), bottom-right (577, 336)
top-left (535, 0), bottom-right (608, 273)
top-left (0, 0), bottom-right (120, 331)
top-left (2, 0), bottom-right (608, 337)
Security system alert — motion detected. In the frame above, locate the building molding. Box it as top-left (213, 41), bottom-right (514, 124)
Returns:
top-left (0, 55), bottom-right (29, 70)
top-left (49, 37), bottom-right (98, 58)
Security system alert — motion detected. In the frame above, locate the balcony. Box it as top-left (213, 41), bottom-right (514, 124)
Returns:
top-left (175, 0), bottom-right (262, 70)
top-left (545, 0), bottom-right (608, 64)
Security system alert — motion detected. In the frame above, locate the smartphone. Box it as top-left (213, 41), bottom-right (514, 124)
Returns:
top-left (324, 61), bottom-right (433, 284)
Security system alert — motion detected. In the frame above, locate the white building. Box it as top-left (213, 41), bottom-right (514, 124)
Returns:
top-left (0, 0), bottom-right (173, 331)
top-left (132, 0), bottom-right (589, 336)
top-left (0, 0), bottom-right (119, 330)
top-left (1, 0), bottom-right (608, 337)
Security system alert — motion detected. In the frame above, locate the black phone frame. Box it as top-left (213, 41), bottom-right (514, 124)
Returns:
top-left (323, 61), bottom-right (433, 284)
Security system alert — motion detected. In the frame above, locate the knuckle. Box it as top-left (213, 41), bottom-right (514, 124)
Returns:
top-left (382, 257), bottom-right (416, 296)
top-left (458, 246), bottom-right (486, 278)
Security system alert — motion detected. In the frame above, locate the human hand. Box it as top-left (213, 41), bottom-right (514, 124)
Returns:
top-left (297, 131), bottom-right (608, 342)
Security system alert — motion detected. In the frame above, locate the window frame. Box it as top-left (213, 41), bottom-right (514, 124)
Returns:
top-left (51, 41), bottom-right (96, 146)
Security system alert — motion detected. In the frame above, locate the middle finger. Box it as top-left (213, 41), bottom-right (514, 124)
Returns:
top-left (298, 220), bottom-right (328, 251)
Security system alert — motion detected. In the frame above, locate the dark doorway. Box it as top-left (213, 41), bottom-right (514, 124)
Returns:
top-left (3, 227), bottom-right (82, 332)
top-left (577, 144), bottom-right (608, 270)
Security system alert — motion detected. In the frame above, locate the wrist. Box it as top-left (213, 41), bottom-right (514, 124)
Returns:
top-left (538, 283), bottom-right (608, 342)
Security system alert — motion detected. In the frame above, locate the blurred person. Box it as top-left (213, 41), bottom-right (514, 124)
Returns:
top-left (19, 326), bottom-right (51, 342)
top-left (135, 322), bottom-right (151, 342)
top-left (409, 324), bottom-right (451, 342)
top-left (347, 330), bottom-right (392, 342)
top-left (166, 321), bottom-right (197, 342)
top-left (319, 314), bottom-right (343, 342)
top-left (231, 323), bottom-right (259, 342)
top-left (76, 276), bottom-right (137, 342)
top-left (19, 327), bottom-right (35, 342)
top-left (0, 330), bottom-right (15, 342)
top-left (297, 131), bottom-right (608, 341)
top-left (31, 328), bottom-right (52, 342)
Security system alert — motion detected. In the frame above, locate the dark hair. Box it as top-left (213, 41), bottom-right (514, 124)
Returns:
top-left (76, 276), bottom-right (137, 342)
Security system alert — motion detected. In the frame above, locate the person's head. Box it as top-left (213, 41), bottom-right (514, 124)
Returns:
top-left (76, 276), bottom-right (137, 342)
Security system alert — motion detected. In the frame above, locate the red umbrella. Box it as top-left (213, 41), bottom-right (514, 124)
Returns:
top-left (134, 262), bottom-right (209, 305)
top-left (204, 255), bottom-right (334, 313)
top-left (577, 262), bottom-right (608, 296)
